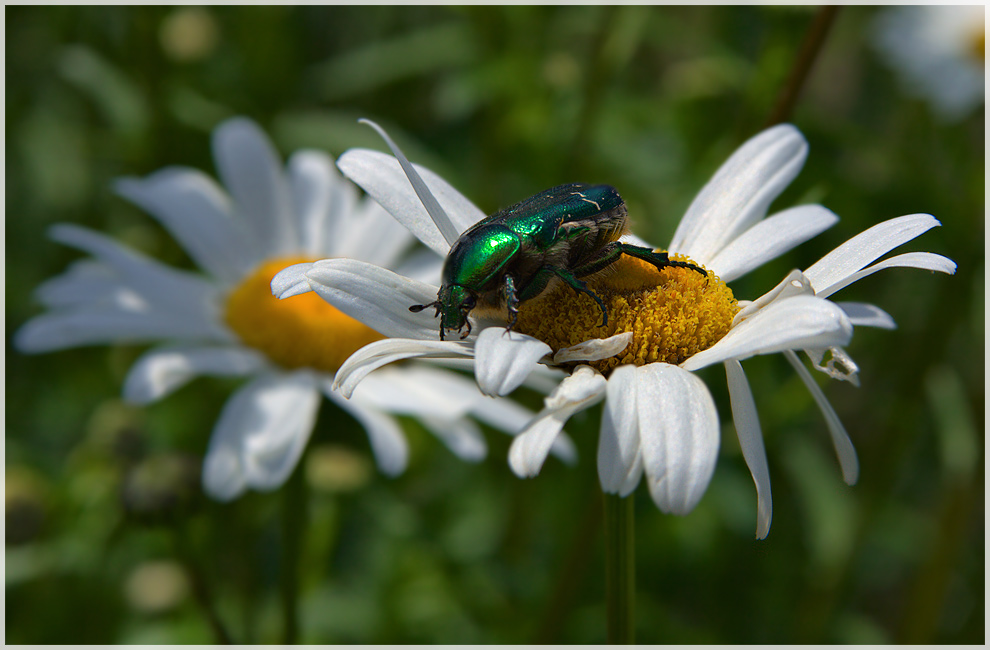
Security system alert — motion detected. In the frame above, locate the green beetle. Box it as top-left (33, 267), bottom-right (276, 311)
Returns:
top-left (410, 183), bottom-right (706, 340)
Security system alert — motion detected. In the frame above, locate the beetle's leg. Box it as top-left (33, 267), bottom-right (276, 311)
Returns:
top-left (518, 265), bottom-right (610, 327)
top-left (503, 274), bottom-right (520, 334)
top-left (612, 243), bottom-right (707, 277)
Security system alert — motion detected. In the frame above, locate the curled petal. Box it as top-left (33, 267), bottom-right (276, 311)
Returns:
top-left (509, 366), bottom-right (607, 477)
top-left (271, 262), bottom-right (316, 299)
top-left (333, 338), bottom-right (472, 398)
top-left (554, 332), bottom-right (633, 365)
top-left (474, 327), bottom-right (552, 397)
top-left (815, 251), bottom-right (958, 299)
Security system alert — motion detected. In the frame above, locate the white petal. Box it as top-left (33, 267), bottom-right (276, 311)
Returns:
top-left (349, 364), bottom-right (476, 420)
top-left (334, 338), bottom-right (472, 398)
top-left (337, 148), bottom-right (486, 255)
top-left (34, 259), bottom-right (117, 308)
top-left (683, 296), bottom-right (853, 371)
top-left (212, 117), bottom-right (295, 259)
top-left (357, 119), bottom-right (462, 247)
top-left (271, 262), bottom-right (316, 299)
top-left (334, 198), bottom-right (416, 268)
top-left (838, 302), bottom-right (897, 329)
top-left (732, 269), bottom-right (815, 326)
top-left (114, 168), bottom-right (253, 284)
top-left (784, 350), bottom-right (859, 485)
top-left (803, 214), bottom-right (943, 294)
top-left (327, 390), bottom-right (408, 476)
top-left (554, 332), bottom-right (633, 365)
top-left (669, 124), bottom-right (808, 264)
top-left (123, 345), bottom-right (267, 405)
top-left (286, 149), bottom-right (356, 258)
top-left (707, 204), bottom-right (839, 282)
top-left (597, 365), bottom-right (643, 496)
top-left (815, 251), bottom-right (957, 299)
top-left (637, 364), bottom-right (720, 515)
top-left (508, 365), bottom-right (607, 477)
top-left (474, 327), bottom-right (552, 397)
top-left (304, 258), bottom-right (442, 339)
top-left (202, 372), bottom-right (320, 501)
top-left (724, 360), bottom-right (772, 539)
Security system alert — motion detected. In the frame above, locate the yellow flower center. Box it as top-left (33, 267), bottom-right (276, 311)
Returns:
top-left (971, 27), bottom-right (985, 64)
top-left (224, 257), bottom-right (383, 373)
top-left (515, 253), bottom-right (738, 375)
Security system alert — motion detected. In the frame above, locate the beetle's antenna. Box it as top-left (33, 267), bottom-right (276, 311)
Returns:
top-left (409, 301), bottom-right (441, 317)
top-left (358, 119), bottom-right (461, 247)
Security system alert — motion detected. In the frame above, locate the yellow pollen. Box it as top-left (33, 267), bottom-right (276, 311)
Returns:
top-left (224, 257), bottom-right (383, 373)
top-left (515, 253), bottom-right (739, 375)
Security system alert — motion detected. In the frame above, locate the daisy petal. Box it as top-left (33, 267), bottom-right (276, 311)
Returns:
top-left (597, 365), bottom-right (644, 497)
top-left (337, 148), bottom-right (486, 255)
top-left (303, 258), bottom-right (442, 339)
top-left (418, 416), bottom-right (488, 462)
top-left (683, 296), bottom-right (853, 371)
top-left (637, 364), bottom-right (720, 515)
top-left (554, 332), bottom-right (633, 365)
top-left (509, 366), bottom-right (607, 477)
top-left (271, 262), bottom-right (316, 299)
top-left (327, 390), bottom-right (409, 476)
top-left (334, 338), bottom-right (472, 398)
top-left (115, 168), bottom-right (253, 283)
top-left (123, 345), bottom-right (268, 405)
top-left (213, 117), bottom-right (294, 259)
top-left (286, 150), bottom-right (356, 258)
top-left (838, 302), bottom-right (897, 329)
top-left (784, 350), bottom-right (859, 484)
top-left (803, 214), bottom-right (943, 294)
top-left (708, 204), bottom-right (839, 282)
top-left (725, 359), bottom-right (772, 539)
top-left (670, 124), bottom-right (808, 264)
top-left (815, 251), bottom-right (957, 299)
top-left (474, 327), bottom-right (552, 397)
top-left (335, 199), bottom-right (416, 268)
top-left (202, 372), bottom-right (320, 501)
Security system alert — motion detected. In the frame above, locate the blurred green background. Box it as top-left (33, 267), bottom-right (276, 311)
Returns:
top-left (5, 5), bottom-right (983, 644)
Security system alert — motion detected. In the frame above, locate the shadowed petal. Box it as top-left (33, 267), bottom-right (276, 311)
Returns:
top-left (474, 327), bottom-right (552, 397)
top-left (509, 366), bottom-right (606, 477)
top-left (838, 302), bottom-right (897, 329)
top-left (815, 251), bottom-right (957, 299)
top-left (334, 338), bottom-right (473, 397)
top-left (327, 390), bottom-right (409, 476)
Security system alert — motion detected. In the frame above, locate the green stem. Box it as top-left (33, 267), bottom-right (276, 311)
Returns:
top-left (604, 492), bottom-right (635, 644)
top-left (280, 464), bottom-right (308, 644)
top-left (173, 525), bottom-right (234, 644)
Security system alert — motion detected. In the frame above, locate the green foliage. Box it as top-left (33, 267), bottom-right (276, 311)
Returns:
top-left (6, 6), bottom-right (983, 643)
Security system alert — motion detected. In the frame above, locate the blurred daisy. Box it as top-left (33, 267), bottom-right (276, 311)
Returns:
top-left (273, 120), bottom-right (954, 538)
top-left (873, 5), bottom-right (985, 121)
top-left (15, 117), bottom-right (542, 501)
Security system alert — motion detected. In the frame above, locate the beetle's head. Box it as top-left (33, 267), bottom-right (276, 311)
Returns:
top-left (409, 284), bottom-right (476, 341)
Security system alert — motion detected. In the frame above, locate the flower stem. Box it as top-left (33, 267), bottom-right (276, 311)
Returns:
top-left (280, 463), bottom-right (308, 644)
top-left (604, 492), bottom-right (635, 644)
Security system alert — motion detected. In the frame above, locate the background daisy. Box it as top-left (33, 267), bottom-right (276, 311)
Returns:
top-left (15, 117), bottom-right (539, 500)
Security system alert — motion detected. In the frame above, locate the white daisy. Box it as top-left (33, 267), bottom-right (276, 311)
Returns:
top-left (15, 117), bottom-right (545, 502)
top-left (272, 120), bottom-right (955, 538)
top-left (873, 5), bottom-right (985, 121)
